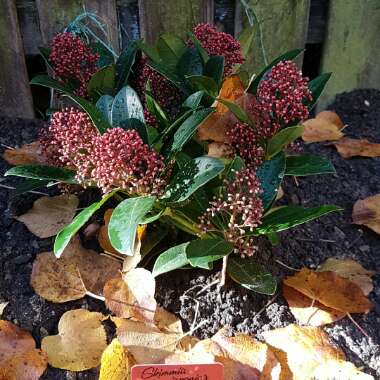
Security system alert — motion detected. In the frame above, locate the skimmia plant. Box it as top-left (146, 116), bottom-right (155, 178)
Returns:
top-left (5, 19), bottom-right (340, 295)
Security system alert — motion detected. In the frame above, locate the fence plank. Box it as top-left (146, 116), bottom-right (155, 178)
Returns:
top-left (36, 0), bottom-right (119, 52)
top-left (0, 0), bottom-right (34, 118)
top-left (237, 0), bottom-right (310, 74)
top-left (318, 0), bottom-right (380, 110)
top-left (138, 0), bottom-right (208, 44)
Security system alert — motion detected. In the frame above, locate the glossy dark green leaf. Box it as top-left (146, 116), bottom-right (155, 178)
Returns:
top-left (182, 91), bottom-right (204, 109)
top-left (119, 118), bottom-right (149, 144)
top-left (256, 153), bottom-right (286, 209)
top-left (217, 99), bottom-right (252, 125)
top-left (285, 154), bottom-right (336, 176)
top-left (54, 191), bottom-right (116, 257)
top-left (108, 196), bottom-right (156, 256)
top-left (163, 156), bottom-right (224, 203)
top-left (257, 205), bottom-right (343, 234)
top-left (186, 75), bottom-right (218, 97)
top-left (176, 47), bottom-right (204, 77)
top-left (188, 33), bottom-right (209, 63)
top-left (266, 126), bottom-right (304, 159)
top-left (247, 49), bottom-right (304, 94)
top-left (152, 242), bottom-right (190, 277)
top-left (13, 178), bottom-right (50, 195)
top-left (145, 83), bottom-right (169, 129)
top-left (204, 55), bottom-right (224, 87)
top-left (30, 75), bottom-right (111, 133)
top-left (157, 34), bottom-right (187, 68)
top-left (306, 72), bottom-right (332, 110)
top-left (5, 165), bottom-right (77, 184)
top-left (136, 40), bottom-right (161, 63)
top-left (96, 94), bottom-right (114, 123)
top-left (227, 256), bottom-right (277, 295)
top-left (115, 41), bottom-right (138, 91)
top-left (89, 42), bottom-right (115, 68)
top-left (186, 238), bottom-right (233, 269)
top-left (87, 64), bottom-right (115, 100)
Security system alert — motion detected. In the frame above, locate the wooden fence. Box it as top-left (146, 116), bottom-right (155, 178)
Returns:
top-left (1, 0), bottom-right (380, 119)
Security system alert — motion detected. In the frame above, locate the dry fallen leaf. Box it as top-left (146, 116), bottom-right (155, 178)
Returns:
top-left (98, 209), bottom-right (122, 256)
top-left (99, 338), bottom-right (135, 380)
top-left (318, 258), bottom-right (375, 296)
top-left (283, 285), bottom-right (345, 327)
top-left (302, 111), bottom-right (345, 143)
top-left (104, 268), bottom-right (156, 322)
top-left (208, 142), bottom-right (234, 158)
top-left (352, 194), bottom-right (380, 235)
top-left (41, 309), bottom-right (107, 371)
top-left (154, 306), bottom-right (183, 334)
top-left (31, 236), bottom-right (121, 302)
top-left (284, 268), bottom-right (372, 313)
top-left (3, 141), bottom-right (45, 166)
top-left (0, 302), bottom-right (8, 317)
top-left (15, 194), bottom-right (79, 238)
top-left (263, 324), bottom-right (373, 380)
top-left (333, 137), bottom-right (380, 158)
top-left (0, 320), bottom-right (47, 380)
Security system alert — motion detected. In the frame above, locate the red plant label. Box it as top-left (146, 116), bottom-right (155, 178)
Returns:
top-left (131, 363), bottom-right (224, 380)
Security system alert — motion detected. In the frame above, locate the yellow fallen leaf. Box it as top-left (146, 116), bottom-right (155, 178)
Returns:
top-left (352, 194), bottom-right (380, 235)
top-left (317, 258), bottom-right (375, 296)
top-left (99, 339), bottom-right (135, 380)
top-left (41, 309), bottom-right (107, 371)
top-left (284, 268), bottom-right (372, 313)
top-left (0, 320), bottom-right (47, 380)
top-left (3, 141), bottom-right (45, 166)
top-left (104, 268), bottom-right (156, 322)
top-left (263, 324), bottom-right (373, 380)
top-left (283, 285), bottom-right (345, 327)
top-left (333, 137), bottom-right (380, 158)
top-left (302, 111), bottom-right (345, 143)
top-left (15, 195), bottom-right (79, 238)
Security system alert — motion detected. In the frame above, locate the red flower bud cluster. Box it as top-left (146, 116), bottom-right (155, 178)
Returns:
top-left (199, 168), bottom-right (263, 257)
top-left (49, 32), bottom-right (99, 98)
top-left (40, 108), bottom-right (165, 195)
top-left (192, 23), bottom-right (244, 76)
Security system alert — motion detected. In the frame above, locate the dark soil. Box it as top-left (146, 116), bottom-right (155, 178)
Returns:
top-left (1, 89), bottom-right (380, 379)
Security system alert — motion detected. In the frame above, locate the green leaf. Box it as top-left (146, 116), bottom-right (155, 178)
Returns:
top-left (186, 75), bottom-right (218, 97)
top-left (145, 84), bottom-right (169, 129)
top-left (115, 41), bottom-right (138, 91)
top-left (257, 205), bottom-right (343, 234)
top-left (152, 242), bottom-right (190, 277)
top-left (108, 196), bottom-right (156, 256)
top-left (256, 153), bottom-right (286, 209)
top-left (227, 256), bottom-right (277, 295)
top-left (30, 75), bottom-right (111, 133)
top-left (188, 33), bottom-right (208, 63)
top-left (204, 56), bottom-right (224, 87)
top-left (157, 34), bottom-right (187, 68)
top-left (285, 154), bottom-right (336, 176)
top-left (87, 64), bottom-right (115, 100)
top-left (89, 42), bottom-right (115, 68)
top-left (267, 232), bottom-right (280, 246)
top-left (167, 108), bottom-right (214, 158)
top-left (96, 94), bottom-right (114, 123)
top-left (163, 156), bottom-right (224, 203)
top-left (247, 49), bottom-right (304, 94)
top-left (5, 165), bottom-right (77, 184)
top-left (182, 91), bottom-right (204, 109)
top-left (186, 238), bottom-right (233, 269)
top-left (13, 178), bottom-right (50, 195)
top-left (54, 191), bottom-right (116, 258)
top-left (140, 210), bottom-right (164, 224)
top-left (238, 26), bottom-right (255, 60)
top-left (177, 47), bottom-right (204, 77)
top-left (266, 126), bottom-right (304, 159)
top-left (111, 85), bottom-right (144, 127)
top-left (119, 118), bottom-right (149, 144)
top-left (216, 99), bottom-right (252, 125)
top-left (306, 72), bottom-right (332, 111)
top-left (136, 40), bottom-right (161, 63)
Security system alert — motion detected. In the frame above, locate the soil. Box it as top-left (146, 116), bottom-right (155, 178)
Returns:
top-left (1, 89), bottom-right (380, 379)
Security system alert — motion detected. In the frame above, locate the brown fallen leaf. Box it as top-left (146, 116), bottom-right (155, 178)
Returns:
top-left (317, 258), bottom-right (375, 296)
top-left (31, 237), bottom-right (121, 302)
top-left (3, 141), bottom-right (45, 166)
top-left (98, 209), bottom-right (122, 256)
top-left (104, 268), bottom-right (156, 322)
top-left (284, 268), bottom-right (372, 313)
top-left (154, 306), bottom-right (183, 334)
top-left (333, 137), bottom-right (380, 158)
top-left (208, 142), bottom-right (234, 158)
top-left (99, 338), bottom-right (135, 380)
top-left (15, 194), bottom-right (79, 238)
top-left (41, 309), bottom-right (107, 371)
top-left (263, 324), bottom-right (373, 380)
top-left (0, 320), bottom-right (48, 380)
top-left (352, 194), bottom-right (380, 235)
top-left (283, 285), bottom-right (345, 327)
top-left (302, 110), bottom-right (345, 143)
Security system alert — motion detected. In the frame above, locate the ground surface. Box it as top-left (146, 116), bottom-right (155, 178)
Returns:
top-left (0, 89), bottom-right (379, 379)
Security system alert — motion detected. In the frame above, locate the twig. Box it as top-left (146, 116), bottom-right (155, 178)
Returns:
top-left (196, 279), bottom-right (220, 296)
top-left (219, 255), bottom-right (229, 287)
top-left (346, 313), bottom-right (370, 339)
top-left (275, 259), bottom-right (300, 272)
top-left (1, 143), bottom-right (14, 149)
top-left (297, 238), bottom-right (336, 243)
top-left (293, 176), bottom-right (299, 187)
top-left (253, 293), bottom-right (280, 321)
top-left (306, 299), bottom-right (318, 325)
